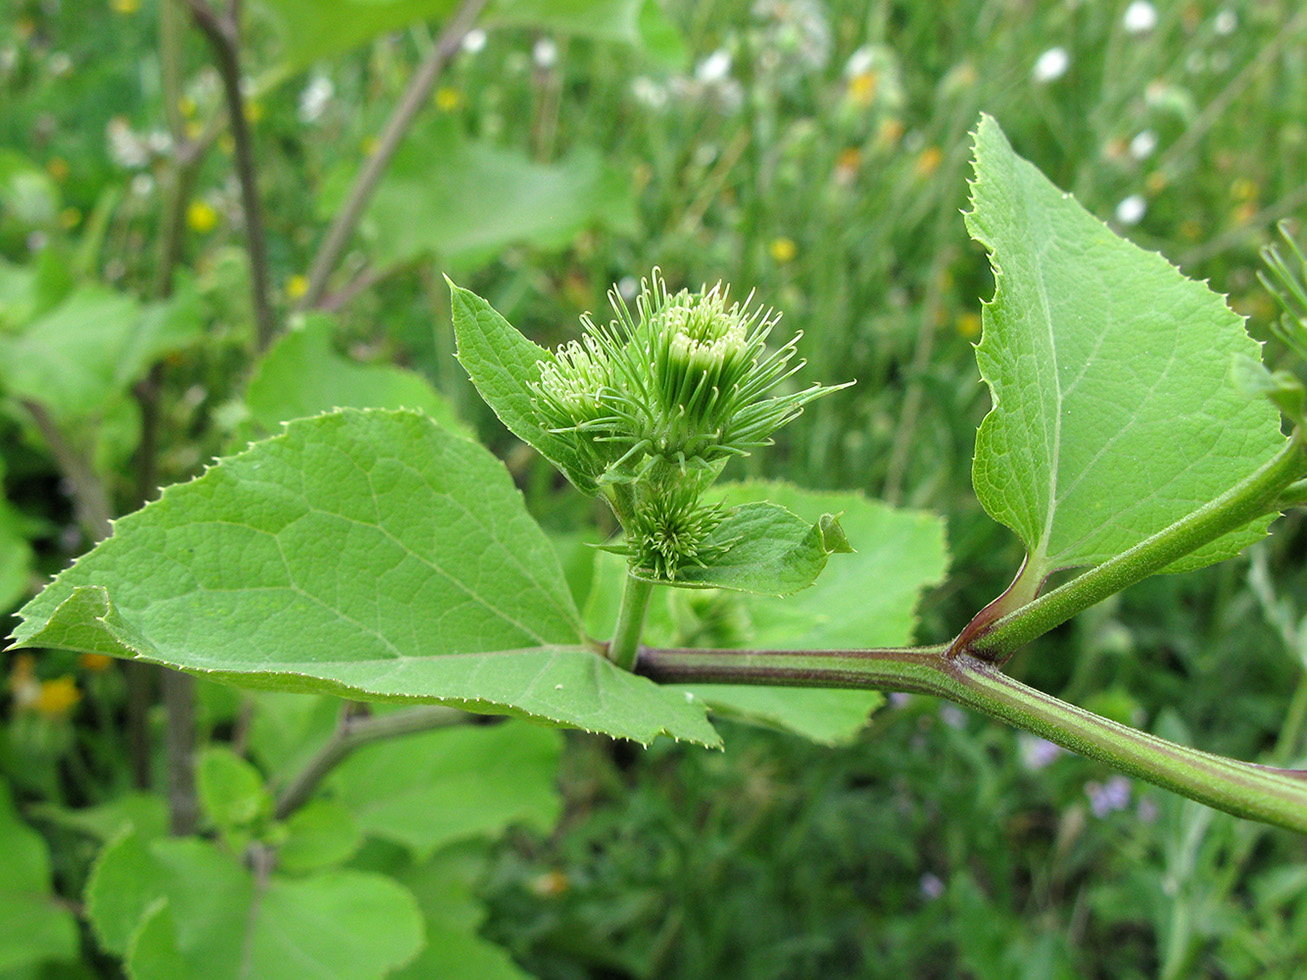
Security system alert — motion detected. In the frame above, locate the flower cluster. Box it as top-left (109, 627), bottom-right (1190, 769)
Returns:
top-left (530, 270), bottom-right (847, 580)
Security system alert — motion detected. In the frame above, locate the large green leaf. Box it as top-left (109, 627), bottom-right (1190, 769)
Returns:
top-left (258, 0), bottom-right (683, 82)
top-left (244, 313), bottom-right (465, 435)
top-left (85, 832), bottom-right (422, 980)
top-left (966, 115), bottom-right (1286, 593)
top-left (329, 720), bottom-right (562, 859)
top-left (586, 482), bottom-right (949, 744)
top-left (11, 409), bottom-right (718, 746)
top-left (0, 781), bottom-right (79, 972)
top-left (369, 122), bottom-right (637, 268)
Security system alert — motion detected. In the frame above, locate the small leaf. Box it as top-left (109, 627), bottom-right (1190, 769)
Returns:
top-left (245, 312), bottom-right (466, 435)
top-left (966, 114), bottom-right (1286, 594)
top-left (261, 0), bottom-right (682, 83)
top-left (634, 501), bottom-right (848, 596)
top-left (278, 800), bottom-right (363, 874)
top-left (449, 281), bottom-right (599, 493)
top-left (329, 720), bottom-right (562, 859)
top-left (11, 409), bottom-right (717, 747)
top-left (197, 747), bottom-right (272, 832)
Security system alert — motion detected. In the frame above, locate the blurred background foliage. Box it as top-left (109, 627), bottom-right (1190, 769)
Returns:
top-left (3, 0), bottom-right (1307, 977)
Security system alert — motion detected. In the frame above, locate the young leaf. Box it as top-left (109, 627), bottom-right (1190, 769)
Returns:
top-left (966, 114), bottom-right (1286, 595)
top-left (11, 409), bottom-right (717, 746)
top-left (449, 281), bottom-right (600, 493)
top-left (634, 501), bottom-right (850, 595)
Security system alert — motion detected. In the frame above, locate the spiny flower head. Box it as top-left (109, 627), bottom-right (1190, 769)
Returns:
top-left (626, 481), bottom-right (731, 582)
top-left (538, 269), bottom-right (847, 484)
top-left (528, 268), bottom-right (850, 582)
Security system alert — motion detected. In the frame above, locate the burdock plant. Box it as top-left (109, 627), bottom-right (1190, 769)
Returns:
top-left (454, 269), bottom-right (854, 668)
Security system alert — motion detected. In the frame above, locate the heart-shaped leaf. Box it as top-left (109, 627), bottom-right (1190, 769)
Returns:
top-left (11, 409), bottom-right (718, 746)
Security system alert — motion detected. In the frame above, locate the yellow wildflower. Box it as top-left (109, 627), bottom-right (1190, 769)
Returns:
top-left (35, 676), bottom-right (81, 716)
top-left (956, 312), bottom-right (982, 338)
top-left (111, 0), bottom-right (141, 13)
top-left (434, 87), bottom-right (462, 111)
top-left (848, 71), bottom-right (878, 106)
top-left (915, 146), bottom-right (943, 178)
top-left (769, 237), bottom-right (797, 264)
top-left (79, 653), bottom-right (114, 672)
top-left (286, 274), bottom-right (308, 301)
top-left (187, 200), bottom-right (219, 234)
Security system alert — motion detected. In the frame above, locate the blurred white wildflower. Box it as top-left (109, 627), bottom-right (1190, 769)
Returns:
top-left (751, 0), bottom-right (832, 75)
top-left (48, 51), bottom-right (73, 77)
top-left (617, 276), bottom-right (639, 302)
top-left (1123, 1), bottom-right (1158, 34)
top-left (533, 37), bottom-right (558, 70)
top-left (130, 173), bottom-right (155, 197)
top-left (1032, 46), bottom-right (1070, 83)
top-left (1213, 9), bottom-right (1237, 35)
top-left (919, 873), bottom-right (945, 900)
top-left (1116, 193), bottom-right (1146, 225)
top-left (1086, 775), bottom-right (1132, 817)
top-left (696, 49), bottom-right (733, 85)
top-left (631, 76), bottom-right (669, 110)
top-left (461, 28), bottom-right (487, 54)
top-left (106, 118), bottom-right (150, 169)
top-left (845, 45), bottom-right (876, 77)
top-left (297, 74), bottom-right (334, 124)
top-left (1128, 129), bottom-right (1158, 160)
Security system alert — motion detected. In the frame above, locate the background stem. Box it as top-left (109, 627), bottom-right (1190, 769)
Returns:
top-left (298, 0), bottom-right (490, 310)
top-left (188, 0), bottom-right (277, 351)
top-left (638, 644), bottom-right (1307, 834)
top-left (273, 705), bottom-right (468, 819)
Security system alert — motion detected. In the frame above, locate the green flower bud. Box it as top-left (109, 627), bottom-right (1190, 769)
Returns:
top-left (625, 481), bottom-right (731, 582)
top-left (527, 268), bottom-right (850, 582)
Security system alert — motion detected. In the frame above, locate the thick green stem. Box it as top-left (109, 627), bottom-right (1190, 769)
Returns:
top-left (637, 645), bottom-right (1307, 834)
top-left (966, 437), bottom-right (1307, 661)
top-left (609, 573), bottom-right (655, 672)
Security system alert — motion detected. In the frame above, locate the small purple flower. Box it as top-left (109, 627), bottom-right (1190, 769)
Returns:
top-left (1018, 733), bottom-right (1064, 771)
top-left (939, 705), bottom-right (966, 729)
top-left (919, 873), bottom-right (945, 900)
top-left (1085, 775), bottom-right (1132, 817)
